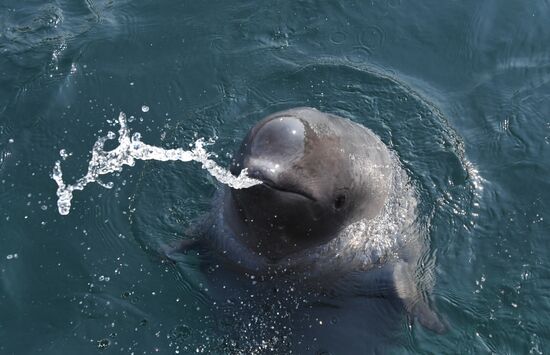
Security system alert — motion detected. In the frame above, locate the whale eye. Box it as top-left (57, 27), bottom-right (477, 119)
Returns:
top-left (334, 194), bottom-right (346, 210)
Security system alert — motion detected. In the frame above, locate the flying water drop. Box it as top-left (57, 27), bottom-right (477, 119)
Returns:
top-left (52, 112), bottom-right (261, 215)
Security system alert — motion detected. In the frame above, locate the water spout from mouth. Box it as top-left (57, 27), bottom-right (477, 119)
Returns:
top-left (52, 112), bottom-right (262, 216)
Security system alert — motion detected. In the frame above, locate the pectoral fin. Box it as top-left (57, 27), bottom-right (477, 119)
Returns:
top-left (158, 212), bottom-right (213, 260)
top-left (393, 261), bottom-right (447, 334)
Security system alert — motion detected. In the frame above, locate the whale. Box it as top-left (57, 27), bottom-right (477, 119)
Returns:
top-left (173, 107), bottom-right (446, 333)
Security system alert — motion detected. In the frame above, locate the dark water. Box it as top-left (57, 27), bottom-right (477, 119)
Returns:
top-left (1, 0), bottom-right (549, 353)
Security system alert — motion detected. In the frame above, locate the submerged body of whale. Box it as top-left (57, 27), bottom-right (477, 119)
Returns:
top-left (177, 107), bottom-right (445, 333)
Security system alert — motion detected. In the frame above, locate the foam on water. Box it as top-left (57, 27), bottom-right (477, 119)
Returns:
top-left (52, 112), bottom-right (261, 216)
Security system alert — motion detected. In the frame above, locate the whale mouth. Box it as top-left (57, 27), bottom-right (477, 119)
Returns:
top-left (259, 178), bottom-right (316, 201)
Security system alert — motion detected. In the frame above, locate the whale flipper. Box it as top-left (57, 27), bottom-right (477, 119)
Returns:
top-left (342, 262), bottom-right (446, 333)
top-left (393, 261), bottom-right (447, 334)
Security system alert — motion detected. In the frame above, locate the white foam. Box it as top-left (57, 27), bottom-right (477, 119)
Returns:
top-left (52, 112), bottom-right (261, 216)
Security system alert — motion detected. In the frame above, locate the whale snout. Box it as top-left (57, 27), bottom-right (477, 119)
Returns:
top-left (226, 107), bottom-right (365, 257)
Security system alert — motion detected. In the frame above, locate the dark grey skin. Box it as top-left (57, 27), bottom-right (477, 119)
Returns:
top-left (174, 107), bottom-right (445, 333)
top-left (227, 107), bottom-right (391, 260)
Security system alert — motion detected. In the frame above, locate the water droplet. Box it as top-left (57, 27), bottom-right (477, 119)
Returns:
top-left (97, 338), bottom-right (110, 350)
top-left (171, 324), bottom-right (191, 340)
top-left (59, 149), bottom-right (70, 160)
top-left (51, 112), bottom-right (261, 215)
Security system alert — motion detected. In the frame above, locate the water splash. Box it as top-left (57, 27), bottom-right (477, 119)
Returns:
top-left (52, 112), bottom-right (261, 216)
